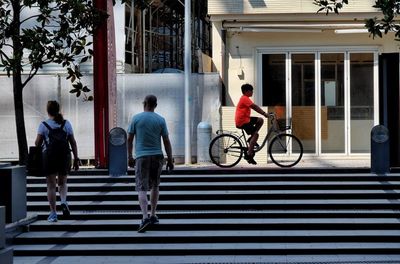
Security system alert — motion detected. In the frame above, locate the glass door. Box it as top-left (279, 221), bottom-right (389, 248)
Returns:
top-left (262, 54), bottom-right (286, 119)
top-left (291, 54), bottom-right (316, 154)
top-left (320, 53), bottom-right (345, 153)
top-left (260, 49), bottom-right (377, 157)
top-left (349, 53), bottom-right (375, 153)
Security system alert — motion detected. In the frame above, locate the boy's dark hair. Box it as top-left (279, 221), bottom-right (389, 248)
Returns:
top-left (143, 94), bottom-right (157, 108)
top-left (241, 84), bottom-right (254, 94)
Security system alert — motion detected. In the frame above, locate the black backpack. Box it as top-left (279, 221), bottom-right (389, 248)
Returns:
top-left (42, 120), bottom-right (70, 161)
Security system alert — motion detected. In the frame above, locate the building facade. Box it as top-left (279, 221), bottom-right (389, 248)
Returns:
top-left (208, 0), bottom-right (400, 163)
top-left (0, 1), bottom-right (215, 163)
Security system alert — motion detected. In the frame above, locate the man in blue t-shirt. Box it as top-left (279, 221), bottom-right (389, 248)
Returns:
top-left (127, 94), bottom-right (174, 233)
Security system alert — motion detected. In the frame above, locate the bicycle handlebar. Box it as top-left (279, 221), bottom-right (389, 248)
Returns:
top-left (266, 112), bottom-right (277, 120)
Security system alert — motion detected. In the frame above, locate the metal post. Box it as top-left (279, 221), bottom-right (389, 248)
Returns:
top-left (184, 0), bottom-right (191, 164)
top-left (57, 74), bottom-right (61, 105)
top-left (142, 9), bottom-right (146, 72)
top-left (131, 0), bottom-right (135, 71)
top-left (149, 6), bottom-right (153, 72)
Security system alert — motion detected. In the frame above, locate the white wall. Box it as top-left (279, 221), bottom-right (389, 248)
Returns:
top-left (114, 2), bottom-right (126, 71)
top-left (117, 74), bottom-right (221, 161)
top-left (209, 0), bottom-right (377, 15)
top-left (0, 74), bottom-right (221, 162)
top-left (221, 30), bottom-right (398, 105)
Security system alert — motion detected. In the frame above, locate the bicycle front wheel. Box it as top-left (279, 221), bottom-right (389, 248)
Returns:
top-left (268, 133), bottom-right (303, 167)
top-left (209, 134), bottom-right (243, 168)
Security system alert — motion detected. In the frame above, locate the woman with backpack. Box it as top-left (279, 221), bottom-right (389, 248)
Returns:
top-left (35, 100), bottom-right (80, 222)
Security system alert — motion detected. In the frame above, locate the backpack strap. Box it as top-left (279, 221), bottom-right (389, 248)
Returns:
top-left (42, 122), bottom-right (51, 147)
top-left (42, 121), bottom-right (52, 131)
top-left (43, 120), bottom-right (66, 130)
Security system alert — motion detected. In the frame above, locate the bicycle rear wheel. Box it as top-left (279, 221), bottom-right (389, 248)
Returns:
top-left (268, 133), bottom-right (303, 167)
top-left (209, 134), bottom-right (243, 168)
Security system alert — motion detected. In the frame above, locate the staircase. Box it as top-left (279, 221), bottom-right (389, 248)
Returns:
top-left (12, 170), bottom-right (400, 263)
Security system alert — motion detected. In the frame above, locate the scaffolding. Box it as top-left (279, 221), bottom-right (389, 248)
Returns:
top-left (124, 0), bottom-right (211, 73)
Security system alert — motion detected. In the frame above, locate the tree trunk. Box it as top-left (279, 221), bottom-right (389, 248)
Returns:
top-left (13, 74), bottom-right (28, 165)
top-left (11, 1), bottom-right (28, 165)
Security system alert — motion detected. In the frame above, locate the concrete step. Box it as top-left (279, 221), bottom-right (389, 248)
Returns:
top-left (26, 189), bottom-right (400, 202)
top-left (12, 242), bottom-right (400, 256)
top-left (14, 230), bottom-right (400, 244)
top-left (27, 209), bottom-right (400, 221)
top-left (26, 181), bottom-right (400, 192)
top-left (26, 199), bottom-right (400, 212)
top-left (26, 218), bottom-right (400, 232)
top-left (71, 167), bottom-right (372, 175)
top-left (11, 254), bottom-right (400, 264)
top-left (26, 173), bottom-right (400, 184)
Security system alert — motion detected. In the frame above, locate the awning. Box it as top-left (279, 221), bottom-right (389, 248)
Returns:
top-left (223, 21), bottom-right (367, 33)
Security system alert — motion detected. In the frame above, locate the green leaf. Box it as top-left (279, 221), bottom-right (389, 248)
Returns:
top-left (73, 82), bottom-right (83, 90)
top-left (81, 57), bottom-right (89, 63)
top-left (82, 86), bottom-right (91, 93)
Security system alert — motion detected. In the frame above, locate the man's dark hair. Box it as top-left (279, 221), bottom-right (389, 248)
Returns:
top-left (144, 95), bottom-right (157, 108)
top-left (241, 84), bottom-right (254, 94)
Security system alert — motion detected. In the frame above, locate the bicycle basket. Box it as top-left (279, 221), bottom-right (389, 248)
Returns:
top-left (276, 119), bottom-right (285, 130)
top-left (276, 118), bottom-right (292, 131)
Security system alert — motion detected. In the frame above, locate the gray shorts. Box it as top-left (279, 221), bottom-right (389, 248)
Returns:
top-left (135, 155), bottom-right (164, 191)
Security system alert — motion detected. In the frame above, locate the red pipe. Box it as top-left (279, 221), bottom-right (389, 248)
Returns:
top-left (93, 0), bottom-right (109, 168)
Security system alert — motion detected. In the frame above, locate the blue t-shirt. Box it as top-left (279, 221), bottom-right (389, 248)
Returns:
top-left (127, 112), bottom-right (168, 159)
top-left (37, 119), bottom-right (74, 151)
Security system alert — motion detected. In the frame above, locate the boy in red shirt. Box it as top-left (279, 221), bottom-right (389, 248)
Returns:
top-left (235, 84), bottom-right (269, 165)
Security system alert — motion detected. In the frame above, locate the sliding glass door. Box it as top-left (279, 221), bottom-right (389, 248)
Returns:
top-left (350, 53), bottom-right (374, 153)
top-left (320, 53), bottom-right (345, 153)
top-left (291, 54), bottom-right (316, 154)
top-left (262, 54), bottom-right (286, 119)
top-left (260, 49), bottom-right (377, 156)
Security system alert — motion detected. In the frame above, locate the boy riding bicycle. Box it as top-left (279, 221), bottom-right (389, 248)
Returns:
top-left (235, 84), bottom-right (269, 165)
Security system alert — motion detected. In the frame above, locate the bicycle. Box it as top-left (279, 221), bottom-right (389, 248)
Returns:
top-left (209, 112), bottom-right (303, 168)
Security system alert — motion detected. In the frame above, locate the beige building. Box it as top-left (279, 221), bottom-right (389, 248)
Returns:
top-left (208, 0), bottom-right (399, 163)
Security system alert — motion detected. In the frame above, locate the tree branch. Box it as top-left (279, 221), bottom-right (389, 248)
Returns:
top-left (1, 43), bottom-right (14, 49)
top-left (21, 67), bottom-right (39, 89)
top-left (20, 14), bottom-right (41, 25)
top-left (0, 49), bottom-right (11, 61)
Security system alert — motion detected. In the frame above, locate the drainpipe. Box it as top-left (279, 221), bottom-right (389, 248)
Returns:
top-left (184, 0), bottom-right (191, 164)
top-left (221, 28), bottom-right (226, 106)
top-left (57, 74), bottom-right (61, 105)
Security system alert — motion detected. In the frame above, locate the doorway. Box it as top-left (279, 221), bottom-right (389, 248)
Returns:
top-left (260, 49), bottom-right (378, 156)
